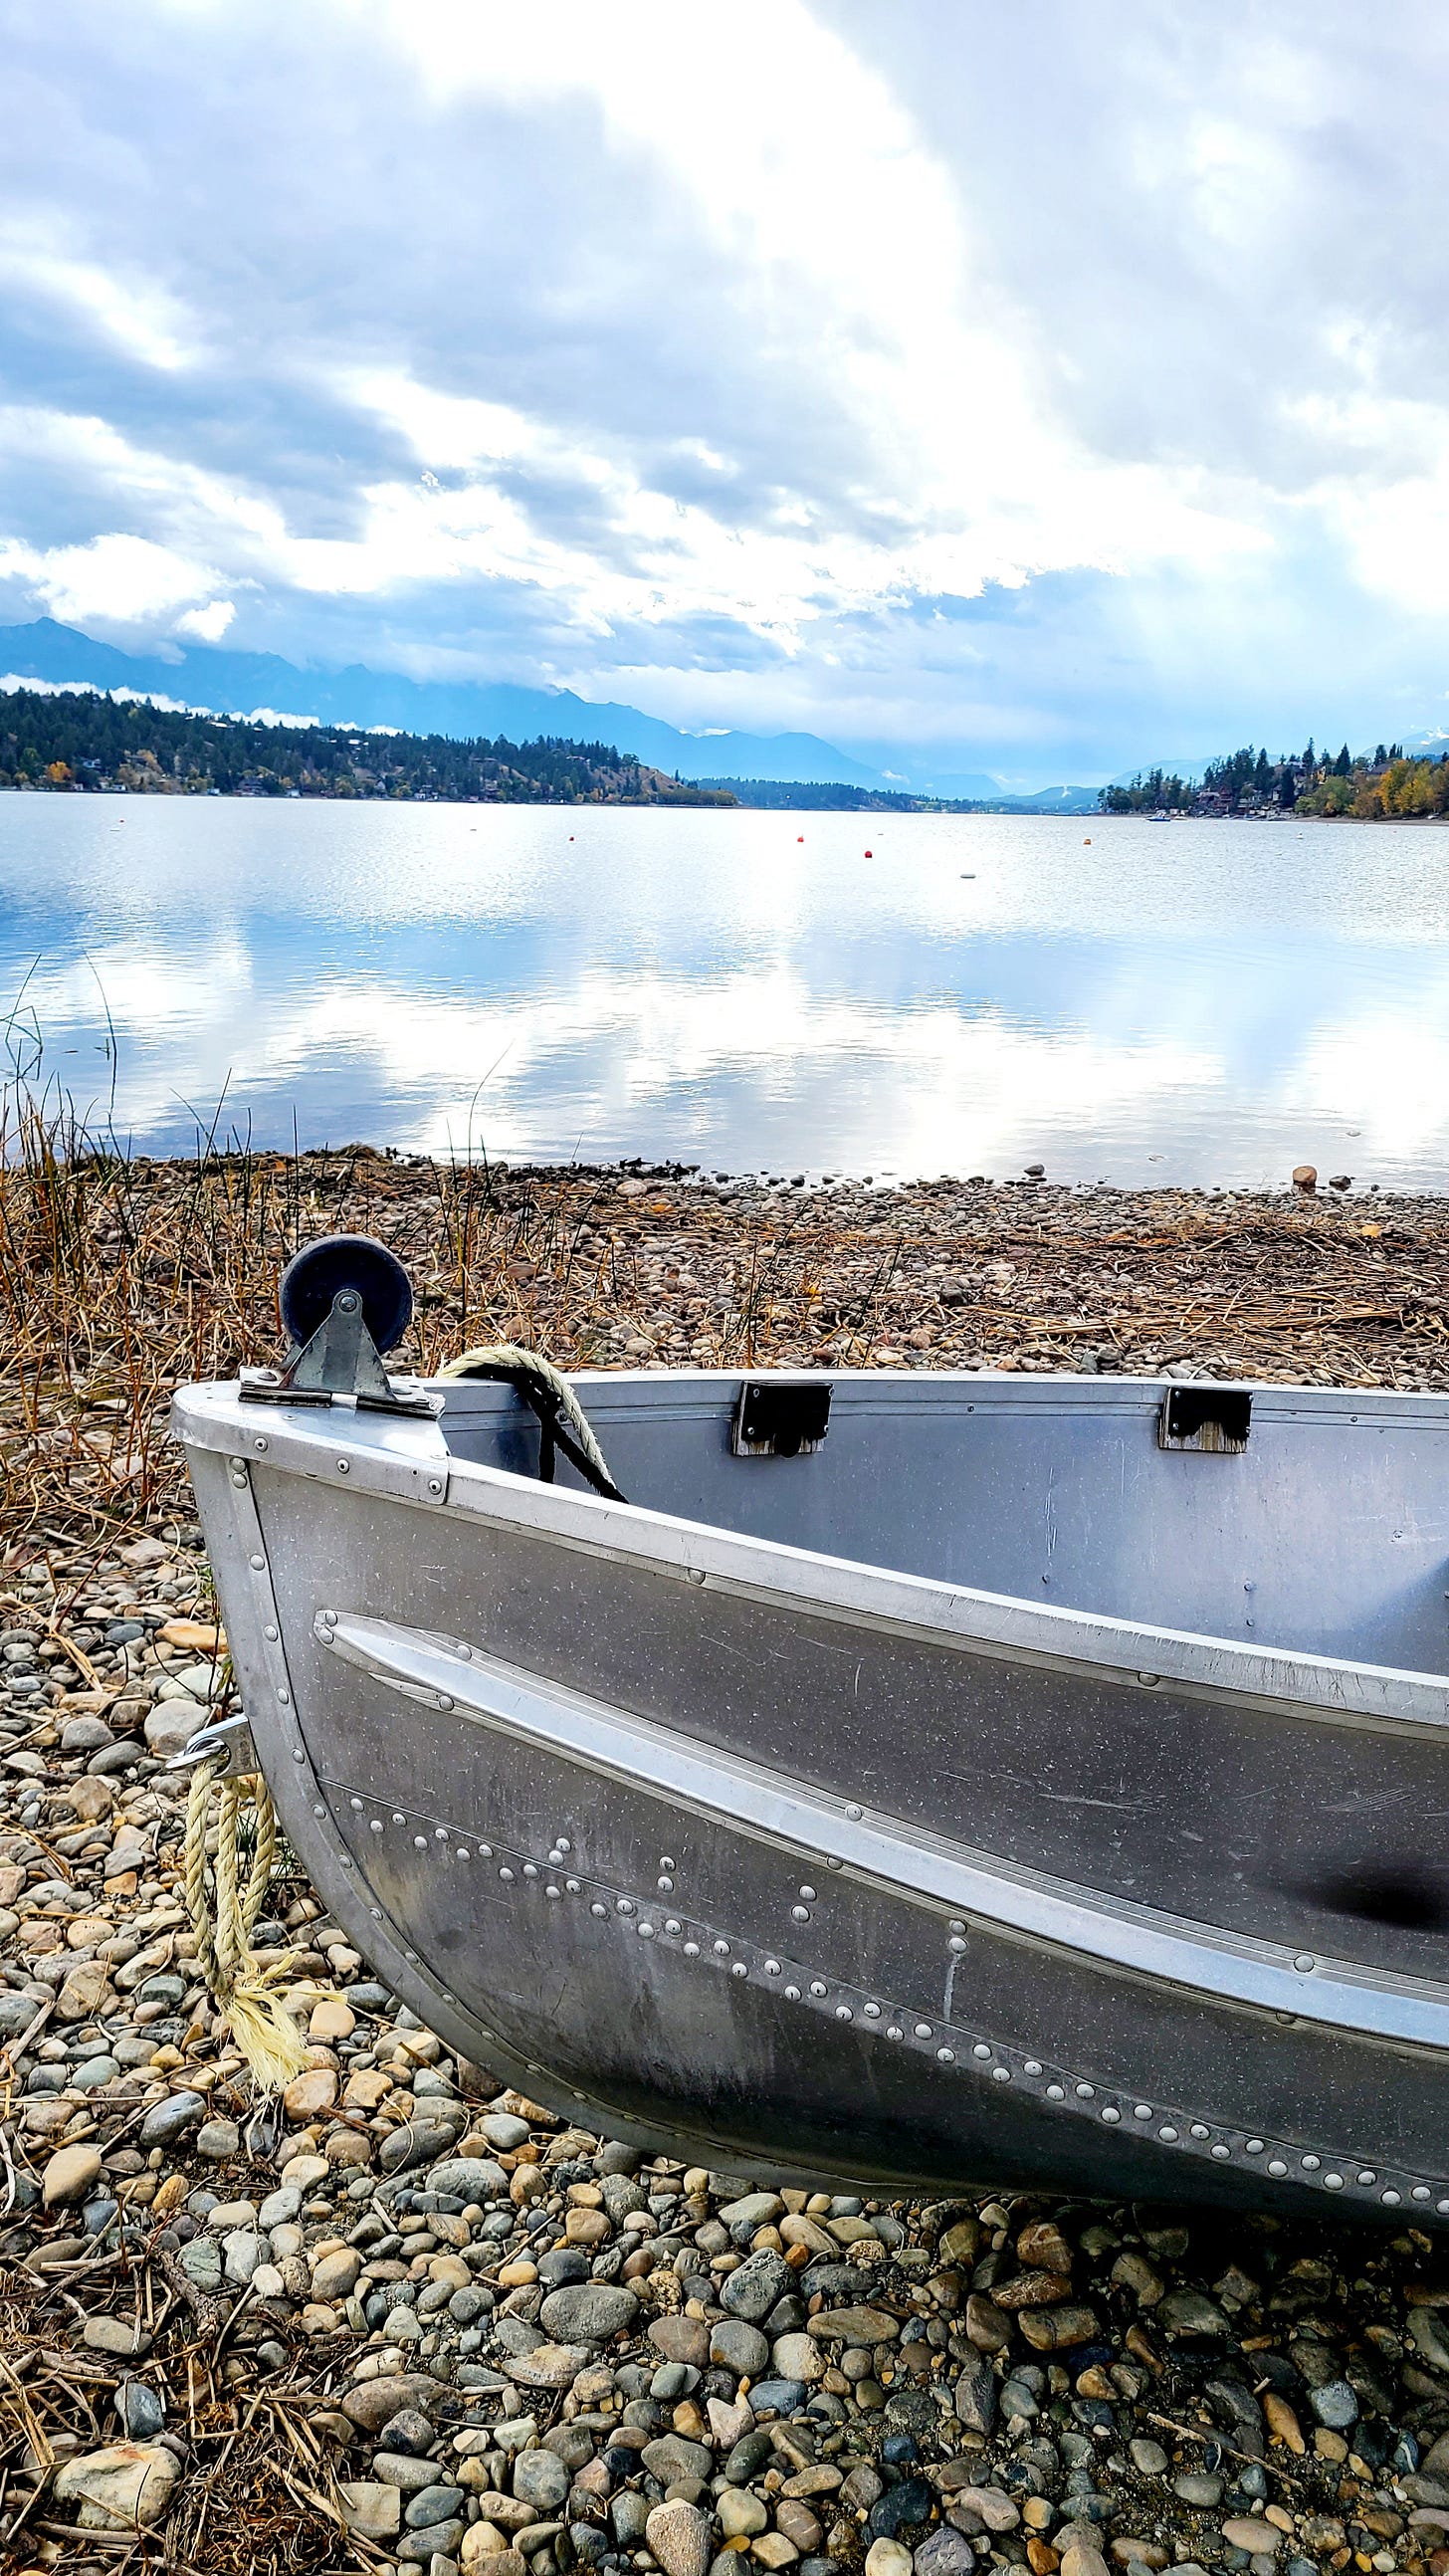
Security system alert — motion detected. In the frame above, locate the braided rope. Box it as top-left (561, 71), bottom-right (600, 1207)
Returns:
top-left (183, 1752), bottom-right (310, 2092)
top-left (245, 1782), bottom-right (277, 1933)
top-left (438, 1342), bottom-right (616, 1489)
top-left (213, 1773), bottom-right (241, 1998)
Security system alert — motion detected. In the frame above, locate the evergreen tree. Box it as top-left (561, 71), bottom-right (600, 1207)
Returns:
top-left (0, 690), bottom-right (737, 807)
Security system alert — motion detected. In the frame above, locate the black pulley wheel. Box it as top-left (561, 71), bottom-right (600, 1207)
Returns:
top-left (278, 1234), bottom-right (414, 1355)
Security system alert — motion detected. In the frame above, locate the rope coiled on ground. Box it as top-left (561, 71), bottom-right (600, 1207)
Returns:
top-left (183, 1751), bottom-right (310, 2091)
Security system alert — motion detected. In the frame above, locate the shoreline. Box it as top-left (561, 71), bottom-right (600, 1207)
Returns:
top-left (33, 1145), bottom-right (1441, 1205)
top-left (12, 776), bottom-right (1449, 817)
top-left (5, 1151), bottom-right (1446, 1572)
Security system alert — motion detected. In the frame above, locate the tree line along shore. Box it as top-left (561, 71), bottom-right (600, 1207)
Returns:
top-left (10, 682), bottom-right (1449, 821)
top-left (1101, 740), bottom-right (1449, 818)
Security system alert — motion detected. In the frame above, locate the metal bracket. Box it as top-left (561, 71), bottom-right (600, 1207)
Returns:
top-left (239, 1289), bottom-right (441, 1418)
top-left (165, 1708), bottom-right (258, 1778)
top-left (732, 1378), bottom-right (831, 1458)
top-left (1158, 1386), bottom-right (1251, 1454)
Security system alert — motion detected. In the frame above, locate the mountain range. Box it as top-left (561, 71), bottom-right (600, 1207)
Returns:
top-left (0, 618), bottom-right (1098, 808)
top-left (0, 618), bottom-right (887, 787)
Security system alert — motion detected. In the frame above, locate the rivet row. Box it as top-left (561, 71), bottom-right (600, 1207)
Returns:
top-left (334, 1790), bottom-right (1449, 2218)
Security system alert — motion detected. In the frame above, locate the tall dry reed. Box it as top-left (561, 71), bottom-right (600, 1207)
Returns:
top-left (0, 1047), bottom-right (584, 1555)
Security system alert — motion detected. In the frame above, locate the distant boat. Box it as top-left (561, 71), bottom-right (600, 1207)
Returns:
top-left (174, 1235), bottom-right (1449, 2222)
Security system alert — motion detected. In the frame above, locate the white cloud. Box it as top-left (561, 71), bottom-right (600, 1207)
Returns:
top-left (366, 3), bottom-right (1270, 603)
top-left (1, 0), bottom-right (1449, 767)
top-left (0, 379), bottom-right (1262, 662)
top-left (0, 671), bottom-right (197, 712)
top-left (174, 599), bottom-right (236, 642)
top-left (0, 221), bottom-right (198, 372)
top-left (0, 530), bottom-right (227, 629)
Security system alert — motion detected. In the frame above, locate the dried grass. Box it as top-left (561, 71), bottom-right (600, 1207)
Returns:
top-left (0, 2266), bottom-right (376, 2575)
top-left (0, 1067), bottom-right (540, 1557)
top-left (6, 1032), bottom-right (1449, 1574)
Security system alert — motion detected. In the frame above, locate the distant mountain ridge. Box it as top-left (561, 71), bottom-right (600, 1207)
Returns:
top-left (0, 618), bottom-right (883, 788)
top-left (968, 782), bottom-right (1099, 813)
top-left (0, 617), bottom-right (1105, 807)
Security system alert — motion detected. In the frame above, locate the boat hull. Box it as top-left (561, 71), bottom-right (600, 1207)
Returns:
top-left (174, 1373), bottom-right (1449, 2225)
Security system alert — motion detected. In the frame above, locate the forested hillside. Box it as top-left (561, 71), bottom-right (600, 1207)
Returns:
top-left (0, 688), bottom-right (735, 804)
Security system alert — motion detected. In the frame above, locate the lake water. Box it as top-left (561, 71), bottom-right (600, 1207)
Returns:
top-left (1, 797), bottom-right (1445, 1186)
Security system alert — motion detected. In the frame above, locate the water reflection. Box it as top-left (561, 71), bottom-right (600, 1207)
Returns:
top-left (2, 798), bottom-right (1447, 1185)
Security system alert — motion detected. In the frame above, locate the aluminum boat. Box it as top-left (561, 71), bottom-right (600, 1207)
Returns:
top-left (172, 1234), bottom-right (1449, 2225)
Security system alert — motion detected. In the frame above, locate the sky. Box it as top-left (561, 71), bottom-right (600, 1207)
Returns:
top-left (2, 1), bottom-right (1449, 784)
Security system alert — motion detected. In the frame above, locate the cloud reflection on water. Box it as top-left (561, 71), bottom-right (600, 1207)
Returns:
top-left (2, 800), bottom-right (1448, 1186)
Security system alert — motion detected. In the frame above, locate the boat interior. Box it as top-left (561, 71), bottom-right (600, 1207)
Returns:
top-left (433, 1370), bottom-right (1449, 1679)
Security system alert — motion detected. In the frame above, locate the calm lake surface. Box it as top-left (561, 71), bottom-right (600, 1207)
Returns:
top-left (1, 797), bottom-right (1445, 1186)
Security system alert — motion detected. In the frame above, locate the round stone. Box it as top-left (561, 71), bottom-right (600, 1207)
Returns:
top-left (119, 2380), bottom-right (165, 2439)
top-left (770, 2330), bottom-right (825, 2383)
top-left (53, 2442), bottom-right (182, 2530)
top-left (61, 1716), bottom-right (114, 1753)
top-left (1221, 2523), bottom-right (1282, 2559)
top-left (404, 2483), bottom-right (466, 2529)
top-left (710, 2317), bottom-right (770, 2377)
top-left (43, 2143), bottom-right (104, 2207)
top-left (537, 2281), bottom-right (639, 2344)
top-left (513, 2451), bottom-right (570, 2512)
top-left (1174, 2475), bottom-right (1223, 2509)
top-left (1308, 2381), bottom-right (1358, 2432)
top-left (74, 2053), bottom-right (120, 2094)
top-left (720, 2249), bottom-right (790, 2321)
top-left (478, 2113), bottom-right (531, 2151)
top-left (138, 2091), bottom-right (206, 2149)
top-left (719, 2490), bottom-right (769, 2540)
top-left (645, 2499), bottom-right (713, 2576)
top-left (282, 2065), bottom-right (338, 2120)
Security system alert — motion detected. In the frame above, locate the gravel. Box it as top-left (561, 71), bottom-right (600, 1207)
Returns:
top-left (4, 1176), bottom-right (1449, 2569)
top-left (4, 1654), bottom-right (1447, 2576)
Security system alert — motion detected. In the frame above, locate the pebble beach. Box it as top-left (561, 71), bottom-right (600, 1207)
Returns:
top-left (2, 1152), bottom-right (1448, 2575)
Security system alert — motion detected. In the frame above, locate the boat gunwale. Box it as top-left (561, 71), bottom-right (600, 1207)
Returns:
top-left (171, 1370), bottom-right (1449, 1737)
